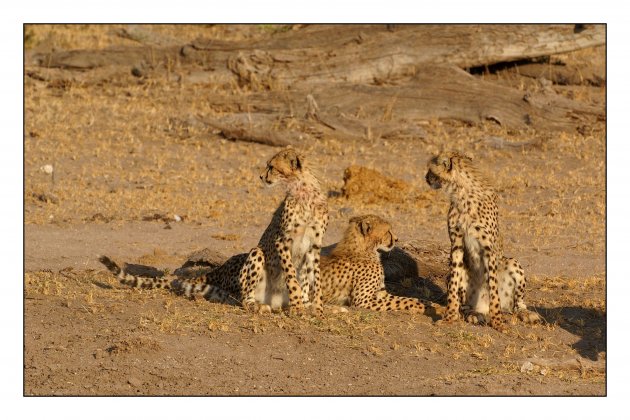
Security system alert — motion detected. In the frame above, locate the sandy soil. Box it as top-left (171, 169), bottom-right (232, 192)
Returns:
top-left (24, 25), bottom-right (605, 396)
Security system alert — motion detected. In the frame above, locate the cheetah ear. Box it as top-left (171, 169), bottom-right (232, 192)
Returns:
top-left (438, 155), bottom-right (452, 171)
top-left (359, 220), bottom-right (371, 236)
top-left (290, 155), bottom-right (302, 171)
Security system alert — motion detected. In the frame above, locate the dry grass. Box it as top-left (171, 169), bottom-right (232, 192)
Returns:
top-left (24, 24), bottom-right (283, 51)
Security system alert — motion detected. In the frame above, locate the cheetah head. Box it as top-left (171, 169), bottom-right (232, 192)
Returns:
top-left (349, 214), bottom-right (397, 254)
top-left (425, 151), bottom-right (472, 190)
top-left (259, 148), bottom-right (306, 187)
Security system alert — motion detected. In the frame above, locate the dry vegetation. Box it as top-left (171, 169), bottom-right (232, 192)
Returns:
top-left (24, 24), bottom-right (605, 396)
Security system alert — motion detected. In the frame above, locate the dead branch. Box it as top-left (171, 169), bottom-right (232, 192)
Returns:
top-left (191, 115), bottom-right (309, 147)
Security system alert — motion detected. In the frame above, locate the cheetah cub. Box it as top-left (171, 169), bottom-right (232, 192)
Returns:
top-left (425, 151), bottom-right (540, 331)
top-left (99, 148), bottom-right (328, 315)
top-left (320, 215), bottom-right (439, 314)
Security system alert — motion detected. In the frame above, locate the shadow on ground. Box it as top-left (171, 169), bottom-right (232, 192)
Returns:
top-left (382, 246), bottom-right (447, 304)
top-left (533, 305), bottom-right (606, 361)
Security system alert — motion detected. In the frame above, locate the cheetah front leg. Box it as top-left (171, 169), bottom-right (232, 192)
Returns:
top-left (296, 251), bottom-right (311, 306)
top-left (276, 238), bottom-right (304, 315)
top-left (484, 249), bottom-right (506, 331)
top-left (298, 247), bottom-right (323, 315)
top-left (299, 215), bottom-right (326, 315)
top-left (443, 230), bottom-right (466, 323)
top-left (239, 247), bottom-right (272, 314)
top-left (304, 245), bottom-right (323, 315)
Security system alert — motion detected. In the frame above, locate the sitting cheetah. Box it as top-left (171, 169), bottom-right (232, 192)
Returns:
top-left (320, 214), bottom-right (440, 314)
top-left (425, 151), bottom-right (540, 331)
top-left (99, 148), bottom-right (328, 315)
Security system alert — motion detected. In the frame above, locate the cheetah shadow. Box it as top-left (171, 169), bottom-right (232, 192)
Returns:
top-left (531, 305), bottom-right (606, 361)
top-left (381, 247), bottom-right (446, 300)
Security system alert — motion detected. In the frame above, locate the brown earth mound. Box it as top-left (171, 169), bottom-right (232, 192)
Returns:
top-left (342, 165), bottom-right (417, 204)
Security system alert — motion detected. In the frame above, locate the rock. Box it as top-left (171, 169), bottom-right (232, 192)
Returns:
top-left (40, 164), bottom-right (54, 174)
top-left (128, 376), bottom-right (143, 387)
top-left (520, 361), bottom-right (535, 373)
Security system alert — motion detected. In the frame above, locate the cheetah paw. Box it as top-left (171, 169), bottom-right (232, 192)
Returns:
top-left (436, 313), bottom-right (461, 325)
top-left (517, 309), bottom-right (543, 324)
top-left (257, 304), bottom-right (272, 315)
top-left (306, 304), bottom-right (324, 318)
top-left (243, 301), bottom-right (270, 314)
top-left (489, 317), bottom-right (508, 333)
top-left (288, 304), bottom-right (305, 316)
top-left (324, 305), bottom-right (349, 314)
top-left (464, 312), bottom-right (486, 325)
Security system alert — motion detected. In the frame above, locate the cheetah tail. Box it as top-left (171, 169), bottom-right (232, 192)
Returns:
top-left (421, 299), bottom-right (446, 317)
top-left (98, 255), bottom-right (121, 276)
top-left (97, 255), bottom-right (172, 290)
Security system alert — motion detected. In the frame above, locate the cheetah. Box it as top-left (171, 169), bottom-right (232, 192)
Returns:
top-left (320, 214), bottom-right (440, 314)
top-left (99, 148), bottom-right (328, 315)
top-left (425, 151), bottom-right (540, 331)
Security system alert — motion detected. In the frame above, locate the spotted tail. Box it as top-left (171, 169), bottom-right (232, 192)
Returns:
top-left (97, 255), bottom-right (173, 290)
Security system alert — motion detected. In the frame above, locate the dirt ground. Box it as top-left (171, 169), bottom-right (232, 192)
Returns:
top-left (24, 25), bottom-right (605, 396)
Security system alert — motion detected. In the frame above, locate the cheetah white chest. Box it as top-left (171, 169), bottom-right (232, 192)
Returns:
top-left (463, 232), bottom-right (490, 313)
top-left (464, 232), bottom-right (482, 270)
top-left (292, 224), bottom-right (316, 264)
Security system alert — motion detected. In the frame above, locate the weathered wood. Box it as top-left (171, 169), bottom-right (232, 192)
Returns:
top-left (115, 25), bottom-right (183, 46)
top-left (26, 25), bottom-right (605, 134)
top-left (311, 65), bottom-right (603, 131)
top-left (190, 114), bottom-right (312, 147)
top-left (200, 65), bottom-right (603, 132)
top-left (30, 24), bottom-right (605, 86)
top-left (514, 61), bottom-right (605, 86)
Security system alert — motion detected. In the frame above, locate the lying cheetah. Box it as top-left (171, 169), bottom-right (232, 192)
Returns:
top-left (425, 151), bottom-right (540, 331)
top-left (320, 214), bottom-right (439, 314)
top-left (99, 148), bottom-right (328, 315)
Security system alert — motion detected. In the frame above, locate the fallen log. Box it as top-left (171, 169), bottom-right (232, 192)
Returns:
top-left (26, 25), bottom-right (605, 134)
top-left (201, 65), bottom-right (604, 133)
top-left (30, 24), bottom-right (605, 88)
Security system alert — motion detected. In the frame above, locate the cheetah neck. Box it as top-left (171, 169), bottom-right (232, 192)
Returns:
top-left (286, 171), bottom-right (326, 207)
top-left (446, 173), bottom-right (494, 205)
top-left (331, 234), bottom-right (379, 261)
